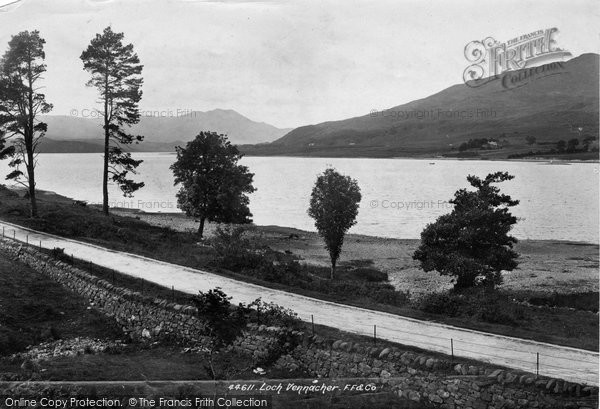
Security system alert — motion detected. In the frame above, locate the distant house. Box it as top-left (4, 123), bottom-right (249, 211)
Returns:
top-left (482, 141), bottom-right (500, 149)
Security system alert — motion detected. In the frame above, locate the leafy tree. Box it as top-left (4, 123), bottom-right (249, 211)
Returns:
top-left (566, 138), bottom-right (579, 153)
top-left (525, 135), bottom-right (536, 145)
top-left (170, 131), bottom-right (255, 238)
top-left (413, 172), bottom-right (519, 290)
top-left (193, 288), bottom-right (250, 379)
top-left (80, 26), bottom-right (144, 215)
top-left (0, 31), bottom-right (53, 217)
top-left (308, 168), bottom-right (361, 279)
top-left (556, 140), bottom-right (566, 153)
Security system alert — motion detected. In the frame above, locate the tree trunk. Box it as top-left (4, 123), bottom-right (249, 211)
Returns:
top-left (26, 154), bottom-right (37, 218)
top-left (330, 259), bottom-right (336, 280)
top-left (198, 217), bottom-right (206, 238)
top-left (102, 71), bottom-right (110, 216)
top-left (26, 56), bottom-right (37, 218)
top-left (102, 124), bottom-right (109, 215)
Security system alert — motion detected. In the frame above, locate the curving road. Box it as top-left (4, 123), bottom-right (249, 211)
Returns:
top-left (0, 220), bottom-right (597, 386)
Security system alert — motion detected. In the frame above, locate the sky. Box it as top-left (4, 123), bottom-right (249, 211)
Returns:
top-left (0, 0), bottom-right (598, 128)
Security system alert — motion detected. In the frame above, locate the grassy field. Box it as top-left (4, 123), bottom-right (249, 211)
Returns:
top-left (0, 187), bottom-right (597, 351)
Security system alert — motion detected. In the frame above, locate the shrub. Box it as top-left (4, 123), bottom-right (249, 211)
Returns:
top-left (528, 291), bottom-right (599, 313)
top-left (462, 290), bottom-right (527, 325)
top-left (193, 288), bottom-right (250, 346)
top-left (416, 289), bottom-right (527, 325)
top-left (416, 292), bottom-right (465, 316)
top-left (50, 247), bottom-right (73, 264)
top-left (209, 225), bottom-right (263, 271)
top-left (249, 298), bottom-right (302, 330)
top-left (247, 300), bottom-right (304, 368)
top-left (477, 302), bottom-right (521, 325)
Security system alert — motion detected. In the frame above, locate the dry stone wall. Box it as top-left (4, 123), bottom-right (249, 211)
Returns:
top-left (273, 336), bottom-right (599, 408)
top-left (0, 239), bottom-right (205, 343)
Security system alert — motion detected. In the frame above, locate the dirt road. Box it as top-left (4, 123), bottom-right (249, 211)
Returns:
top-left (1, 220), bottom-right (597, 386)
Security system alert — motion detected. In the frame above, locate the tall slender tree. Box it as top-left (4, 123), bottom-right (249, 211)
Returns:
top-left (308, 168), bottom-right (362, 279)
top-left (80, 26), bottom-right (144, 215)
top-left (0, 30), bottom-right (53, 217)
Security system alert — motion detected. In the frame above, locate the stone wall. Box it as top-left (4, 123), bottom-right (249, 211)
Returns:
top-left (1, 238), bottom-right (597, 409)
top-left (0, 239), bottom-right (206, 343)
top-left (273, 335), bottom-right (599, 408)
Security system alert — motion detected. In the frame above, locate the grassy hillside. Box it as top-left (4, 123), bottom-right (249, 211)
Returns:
top-left (243, 54), bottom-right (599, 159)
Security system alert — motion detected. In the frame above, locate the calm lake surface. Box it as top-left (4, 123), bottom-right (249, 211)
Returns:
top-left (3, 153), bottom-right (598, 243)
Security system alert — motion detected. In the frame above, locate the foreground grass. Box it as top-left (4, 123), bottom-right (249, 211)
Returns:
top-left (0, 251), bottom-right (312, 382)
top-left (0, 187), bottom-right (597, 351)
top-left (0, 254), bottom-right (122, 356)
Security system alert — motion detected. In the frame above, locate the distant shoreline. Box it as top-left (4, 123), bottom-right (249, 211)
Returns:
top-left (35, 150), bottom-right (600, 164)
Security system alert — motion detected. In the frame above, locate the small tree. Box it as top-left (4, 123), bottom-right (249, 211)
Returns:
top-left (413, 172), bottom-right (519, 290)
top-left (193, 288), bottom-right (250, 379)
top-left (556, 140), bottom-right (566, 153)
top-left (525, 135), bottom-right (536, 145)
top-left (308, 168), bottom-right (361, 279)
top-left (0, 30), bottom-right (53, 217)
top-left (80, 27), bottom-right (144, 215)
top-left (170, 131), bottom-right (256, 238)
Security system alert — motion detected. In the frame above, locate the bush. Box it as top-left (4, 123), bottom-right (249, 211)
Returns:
top-left (416, 289), bottom-right (527, 325)
top-left (237, 259), bottom-right (410, 308)
top-left (477, 302), bottom-right (523, 325)
top-left (416, 292), bottom-right (465, 317)
top-left (209, 225), bottom-right (264, 272)
top-left (528, 291), bottom-right (599, 313)
top-left (51, 247), bottom-right (73, 264)
top-left (250, 298), bottom-right (302, 330)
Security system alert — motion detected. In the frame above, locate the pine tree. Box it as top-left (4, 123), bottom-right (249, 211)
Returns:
top-left (0, 30), bottom-right (53, 217)
top-left (80, 26), bottom-right (144, 215)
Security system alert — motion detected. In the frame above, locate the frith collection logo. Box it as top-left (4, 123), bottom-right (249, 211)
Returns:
top-left (463, 28), bottom-right (572, 89)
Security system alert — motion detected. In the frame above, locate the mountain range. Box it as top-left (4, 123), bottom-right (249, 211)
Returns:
top-left (241, 53), bottom-right (599, 158)
top-left (35, 53), bottom-right (599, 158)
top-left (37, 109), bottom-right (291, 153)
